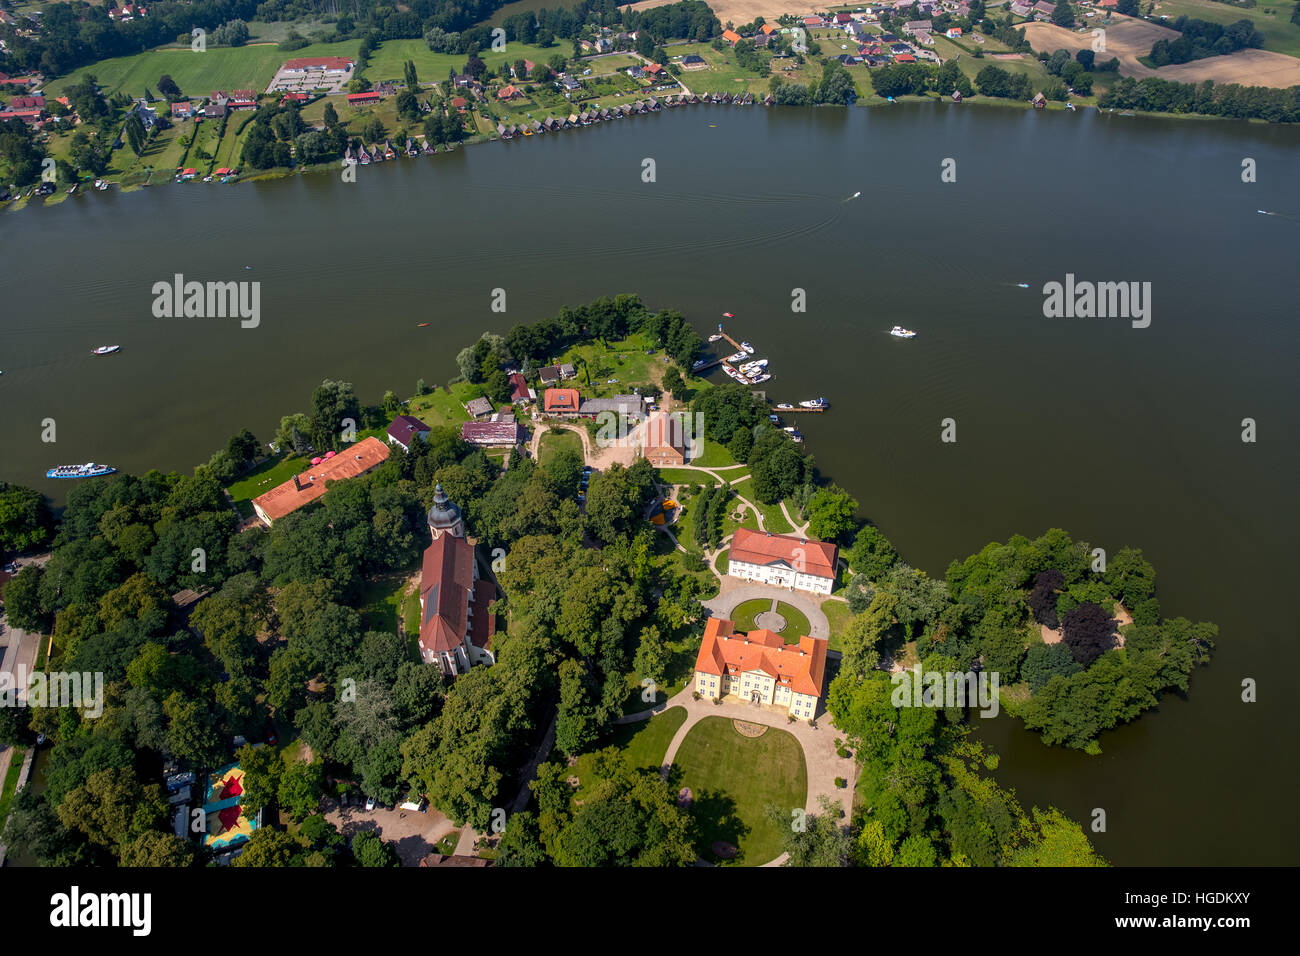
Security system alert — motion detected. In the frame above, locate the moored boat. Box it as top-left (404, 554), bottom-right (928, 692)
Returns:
top-left (740, 341), bottom-right (755, 354)
top-left (47, 463), bottom-right (117, 479)
top-left (776, 403), bottom-right (793, 410)
top-left (798, 398), bottom-right (828, 409)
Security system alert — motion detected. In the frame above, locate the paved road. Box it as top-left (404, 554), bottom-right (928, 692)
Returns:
top-left (703, 581), bottom-right (831, 640)
top-left (0, 614), bottom-right (41, 801)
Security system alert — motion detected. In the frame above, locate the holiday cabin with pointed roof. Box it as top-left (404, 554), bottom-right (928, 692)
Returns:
top-left (693, 617), bottom-right (827, 719)
top-left (726, 527), bottom-right (838, 595)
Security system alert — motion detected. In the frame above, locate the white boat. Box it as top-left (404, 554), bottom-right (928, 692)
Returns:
top-left (740, 341), bottom-right (755, 354)
top-left (751, 373), bottom-right (771, 384)
top-left (726, 351), bottom-right (747, 362)
top-left (776, 403), bottom-right (793, 410)
top-left (707, 333), bottom-right (723, 342)
top-left (92, 345), bottom-right (121, 355)
top-left (722, 365), bottom-right (739, 378)
top-left (889, 326), bottom-right (917, 339)
top-left (799, 398), bottom-right (828, 409)
top-left (740, 358), bottom-right (768, 371)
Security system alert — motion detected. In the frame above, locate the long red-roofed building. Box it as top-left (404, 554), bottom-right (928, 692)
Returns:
top-left (251, 436), bottom-right (389, 525)
top-left (726, 527), bottom-right (838, 595)
top-left (693, 617), bottom-right (827, 718)
top-left (418, 484), bottom-right (495, 677)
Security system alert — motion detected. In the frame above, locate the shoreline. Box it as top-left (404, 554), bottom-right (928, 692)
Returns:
top-left (1, 93), bottom-right (1270, 215)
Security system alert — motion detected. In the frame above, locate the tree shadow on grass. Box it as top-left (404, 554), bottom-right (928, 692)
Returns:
top-left (688, 787), bottom-right (749, 865)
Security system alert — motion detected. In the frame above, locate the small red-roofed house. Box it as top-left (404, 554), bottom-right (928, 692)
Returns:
top-left (347, 91), bottom-right (382, 105)
top-left (721, 28), bottom-right (742, 45)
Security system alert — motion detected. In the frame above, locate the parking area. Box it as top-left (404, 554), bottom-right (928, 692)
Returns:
top-left (320, 796), bottom-right (462, 866)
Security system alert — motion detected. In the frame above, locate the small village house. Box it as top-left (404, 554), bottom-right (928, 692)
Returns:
top-left (386, 414), bottom-right (431, 453)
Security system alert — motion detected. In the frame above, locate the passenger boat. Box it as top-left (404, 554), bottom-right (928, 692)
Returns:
top-left (798, 398), bottom-right (828, 409)
top-left (740, 341), bottom-right (755, 354)
top-left (889, 326), bottom-right (917, 338)
top-left (92, 345), bottom-right (121, 355)
top-left (47, 463), bottom-right (117, 479)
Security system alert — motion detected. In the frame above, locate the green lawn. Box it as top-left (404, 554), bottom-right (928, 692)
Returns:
top-left (731, 598), bottom-right (770, 632)
top-left (571, 707), bottom-right (689, 801)
top-left (691, 440), bottom-right (739, 469)
top-left (553, 333), bottom-right (670, 397)
top-left (823, 599), bottom-right (852, 653)
top-left (657, 467), bottom-right (721, 486)
top-left (0, 746), bottom-right (28, 832)
top-left (46, 40), bottom-right (363, 99)
top-left (224, 452), bottom-right (310, 517)
top-left (775, 602), bottom-right (812, 641)
top-left (672, 716), bottom-right (807, 866)
top-left (405, 385), bottom-right (474, 429)
top-left (539, 427), bottom-right (583, 466)
top-left (358, 574), bottom-right (408, 635)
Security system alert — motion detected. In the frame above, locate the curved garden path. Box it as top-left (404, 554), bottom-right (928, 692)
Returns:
top-left (703, 582), bottom-right (830, 640)
top-left (639, 686), bottom-right (858, 865)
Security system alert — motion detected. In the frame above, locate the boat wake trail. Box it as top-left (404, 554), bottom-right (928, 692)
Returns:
top-left (1256, 209), bottom-right (1299, 222)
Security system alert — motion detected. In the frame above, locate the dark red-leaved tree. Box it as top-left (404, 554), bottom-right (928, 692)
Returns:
top-left (1029, 569), bottom-right (1065, 629)
top-left (1062, 602), bottom-right (1117, 666)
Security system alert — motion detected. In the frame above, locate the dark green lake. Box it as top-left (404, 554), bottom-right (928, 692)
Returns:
top-left (2, 102), bottom-right (1296, 864)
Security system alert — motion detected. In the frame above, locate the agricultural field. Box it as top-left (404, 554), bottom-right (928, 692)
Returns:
top-left (45, 40), bottom-right (364, 100)
top-left (1149, 0), bottom-right (1300, 58)
top-left (363, 38), bottom-right (571, 86)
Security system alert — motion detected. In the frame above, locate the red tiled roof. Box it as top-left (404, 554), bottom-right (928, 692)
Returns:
top-left (251, 437), bottom-right (389, 523)
top-left (508, 372), bottom-right (530, 403)
top-left (694, 618), bottom-right (828, 697)
top-left (347, 91), bottom-right (381, 102)
top-left (729, 527), bottom-right (837, 580)
top-left (643, 412), bottom-right (686, 458)
top-left (283, 56), bottom-right (355, 71)
top-left (722, 28), bottom-right (742, 43)
top-left (418, 533), bottom-right (477, 656)
top-left (543, 388), bottom-right (580, 413)
top-left (895, 53), bottom-right (916, 62)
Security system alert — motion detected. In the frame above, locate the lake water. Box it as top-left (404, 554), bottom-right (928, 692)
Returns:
top-left (2, 102), bottom-right (1297, 864)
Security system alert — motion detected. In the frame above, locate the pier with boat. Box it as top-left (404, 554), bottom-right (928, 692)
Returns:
top-left (694, 321), bottom-right (828, 413)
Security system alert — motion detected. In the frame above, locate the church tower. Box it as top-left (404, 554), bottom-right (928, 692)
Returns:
top-left (426, 483), bottom-right (466, 540)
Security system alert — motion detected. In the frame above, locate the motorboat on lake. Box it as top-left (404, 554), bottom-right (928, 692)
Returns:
top-left (799, 398), bottom-right (828, 409)
top-left (47, 463), bottom-right (117, 479)
top-left (92, 345), bottom-right (121, 355)
top-left (889, 326), bottom-right (917, 338)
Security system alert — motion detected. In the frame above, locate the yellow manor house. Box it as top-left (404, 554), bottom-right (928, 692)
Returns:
top-left (693, 617), bottom-right (828, 719)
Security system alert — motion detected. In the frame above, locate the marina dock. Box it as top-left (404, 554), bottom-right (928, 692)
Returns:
top-left (702, 327), bottom-right (827, 412)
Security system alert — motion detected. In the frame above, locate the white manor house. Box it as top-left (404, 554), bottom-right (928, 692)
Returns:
top-left (726, 528), bottom-right (838, 595)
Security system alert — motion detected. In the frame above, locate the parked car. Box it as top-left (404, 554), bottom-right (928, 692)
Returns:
top-left (365, 795), bottom-right (376, 811)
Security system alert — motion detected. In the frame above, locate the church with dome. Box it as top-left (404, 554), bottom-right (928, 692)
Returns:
top-left (417, 483), bottom-right (496, 678)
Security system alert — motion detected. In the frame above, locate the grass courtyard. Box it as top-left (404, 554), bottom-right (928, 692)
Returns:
top-left (730, 599), bottom-right (812, 641)
top-left (672, 716), bottom-right (807, 866)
